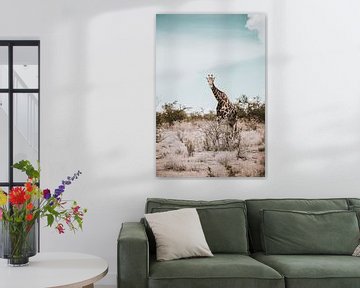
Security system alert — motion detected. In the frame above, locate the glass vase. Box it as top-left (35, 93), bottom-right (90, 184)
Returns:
top-left (0, 220), bottom-right (37, 266)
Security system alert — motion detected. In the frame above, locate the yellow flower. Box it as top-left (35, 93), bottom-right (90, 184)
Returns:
top-left (0, 190), bottom-right (7, 206)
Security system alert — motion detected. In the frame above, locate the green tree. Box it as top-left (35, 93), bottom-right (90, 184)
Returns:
top-left (156, 101), bottom-right (188, 127)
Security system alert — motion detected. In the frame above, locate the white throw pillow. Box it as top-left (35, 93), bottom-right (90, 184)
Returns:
top-left (353, 244), bottom-right (360, 256)
top-left (145, 208), bottom-right (213, 261)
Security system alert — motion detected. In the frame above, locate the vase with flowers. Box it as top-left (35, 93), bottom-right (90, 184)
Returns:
top-left (0, 160), bottom-right (87, 266)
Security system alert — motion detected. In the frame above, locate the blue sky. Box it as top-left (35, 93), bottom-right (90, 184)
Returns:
top-left (156, 14), bottom-right (266, 112)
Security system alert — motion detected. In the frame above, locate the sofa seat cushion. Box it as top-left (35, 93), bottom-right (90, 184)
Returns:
top-left (149, 254), bottom-right (284, 288)
top-left (252, 252), bottom-right (360, 288)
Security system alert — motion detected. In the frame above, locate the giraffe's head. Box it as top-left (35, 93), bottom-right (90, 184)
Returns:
top-left (206, 74), bottom-right (215, 87)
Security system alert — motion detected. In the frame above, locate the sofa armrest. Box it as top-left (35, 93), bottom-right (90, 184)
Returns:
top-left (118, 222), bottom-right (149, 288)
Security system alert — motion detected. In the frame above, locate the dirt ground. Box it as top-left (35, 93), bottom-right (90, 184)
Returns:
top-left (156, 120), bottom-right (265, 177)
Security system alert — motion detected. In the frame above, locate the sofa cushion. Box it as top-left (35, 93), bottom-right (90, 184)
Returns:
top-left (349, 205), bottom-right (360, 228)
top-left (149, 254), bottom-right (284, 288)
top-left (347, 198), bottom-right (360, 207)
top-left (146, 198), bottom-right (249, 254)
top-left (246, 198), bottom-right (349, 252)
top-left (145, 208), bottom-right (213, 261)
top-left (253, 252), bottom-right (360, 288)
top-left (261, 209), bottom-right (359, 255)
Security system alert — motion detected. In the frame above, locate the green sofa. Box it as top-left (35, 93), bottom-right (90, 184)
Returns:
top-left (118, 198), bottom-right (360, 288)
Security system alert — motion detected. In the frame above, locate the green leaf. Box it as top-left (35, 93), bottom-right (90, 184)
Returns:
top-left (43, 204), bottom-right (60, 217)
top-left (47, 214), bottom-right (54, 227)
top-left (12, 160), bottom-right (40, 180)
top-left (75, 215), bottom-right (83, 230)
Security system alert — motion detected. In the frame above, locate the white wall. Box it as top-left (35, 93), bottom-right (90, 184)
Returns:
top-left (1, 0), bottom-right (360, 285)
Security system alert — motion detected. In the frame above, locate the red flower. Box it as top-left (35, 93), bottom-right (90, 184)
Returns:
top-left (26, 203), bottom-right (34, 210)
top-left (65, 214), bottom-right (71, 225)
top-left (9, 187), bottom-right (26, 205)
top-left (24, 193), bottom-right (31, 200)
top-left (56, 223), bottom-right (65, 234)
top-left (72, 205), bottom-right (80, 215)
top-left (25, 182), bottom-right (33, 192)
top-left (26, 214), bottom-right (33, 221)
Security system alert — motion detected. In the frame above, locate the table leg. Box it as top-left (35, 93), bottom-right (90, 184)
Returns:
top-left (82, 284), bottom-right (94, 288)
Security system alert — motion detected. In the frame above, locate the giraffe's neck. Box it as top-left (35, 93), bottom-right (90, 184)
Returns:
top-left (211, 84), bottom-right (229, 103)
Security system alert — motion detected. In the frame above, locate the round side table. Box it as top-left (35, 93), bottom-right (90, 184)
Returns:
top-left (0, 252), bottom-right (108, 288)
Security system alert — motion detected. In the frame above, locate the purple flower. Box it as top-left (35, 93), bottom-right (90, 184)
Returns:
top-left (54, 189), bottom-right (63, 198)
top-left (43, 189), bottom-right (51, 200)
top-left (54, 170), bottom-right (82, 199)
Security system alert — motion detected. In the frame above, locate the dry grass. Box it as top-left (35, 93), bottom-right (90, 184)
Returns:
top-left (156, 120), bottom-right (265, 177)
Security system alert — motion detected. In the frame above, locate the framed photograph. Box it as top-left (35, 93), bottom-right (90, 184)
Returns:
top-left (156, 14), bottom-right (266, 177)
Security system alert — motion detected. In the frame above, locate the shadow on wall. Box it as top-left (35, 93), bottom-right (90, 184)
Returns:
top-left (45, 0), bottom-right (236, 183)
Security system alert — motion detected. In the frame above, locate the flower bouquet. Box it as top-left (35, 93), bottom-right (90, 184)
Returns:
top-left (0, 160), bottom-right (87, 266)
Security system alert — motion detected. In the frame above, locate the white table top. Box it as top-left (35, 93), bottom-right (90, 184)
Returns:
top-left (0, 252), bottom-right (108, 288)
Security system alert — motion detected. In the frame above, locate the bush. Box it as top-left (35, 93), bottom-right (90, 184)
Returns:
top-left (185, 140), bottom-right (195, 157)
top-left (164, 160), bottom-right (186, 171)
top-left (203, 122), bottom-right (241, 151)
top-left (235, 95), bottom-right (265, 123)
top-left (187, 110), bottom-right (217, 122)
top-left (156, 101), bottom-right (188, 127)
top-left (156, 95), bottom-right (265, 129)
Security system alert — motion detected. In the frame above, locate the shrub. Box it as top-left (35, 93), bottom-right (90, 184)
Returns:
top-left (187, 110), bottom-right (217, 122)
top-left (217, 155), bottom-right (230, 167)
top-left (258, 146), bottom-right (265, 152)
top-left (164, 160), bottom-right (186, 171)
top-left (156, 128), bottom-right (165, 143)
top-left (225, 164), bottom-right (236, 177)
top-left (156, 101), bottom-right (188, 127)
top-left (177, 131), bottom-right (184, 143)
top-left (207, 167), bottom-right (215, 177)
top-left (235, 95), bottom-right (265, 123)
top-left (185, 140), bottom-right (195, 157)
top-left (203, 122), bottom-right (241, 151)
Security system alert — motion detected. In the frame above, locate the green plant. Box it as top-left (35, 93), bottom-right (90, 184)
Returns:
top-left (234, 95), bottom-right (265, 123)
top-left (156, 101), bottom-right (188, 127)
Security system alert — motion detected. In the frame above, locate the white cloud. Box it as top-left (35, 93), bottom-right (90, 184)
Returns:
top-left (246, 14), bottom-right (266, 43)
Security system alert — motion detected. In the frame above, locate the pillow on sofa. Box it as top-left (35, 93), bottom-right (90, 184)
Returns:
top-left (145, 208), bottom-right (213, 261)
top-left (261, 209), bottom-right (359, 255)
top-left (151, 206), bottom-right (249, 254)
top-left (145, 198), bottom-right (249, 254)
top-left (353, 244), bottom-right (360, 256)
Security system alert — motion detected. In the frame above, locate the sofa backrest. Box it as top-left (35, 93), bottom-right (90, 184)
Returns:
top-left (245, 198), bottom-right (349, 252)
top-left (348, 198), bottom-right (360, 207)
top-left (145, 198), bottom-right (249, 255)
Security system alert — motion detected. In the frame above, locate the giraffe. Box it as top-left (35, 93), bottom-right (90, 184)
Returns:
top-left (206, 74), bottom-right (237, 129)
